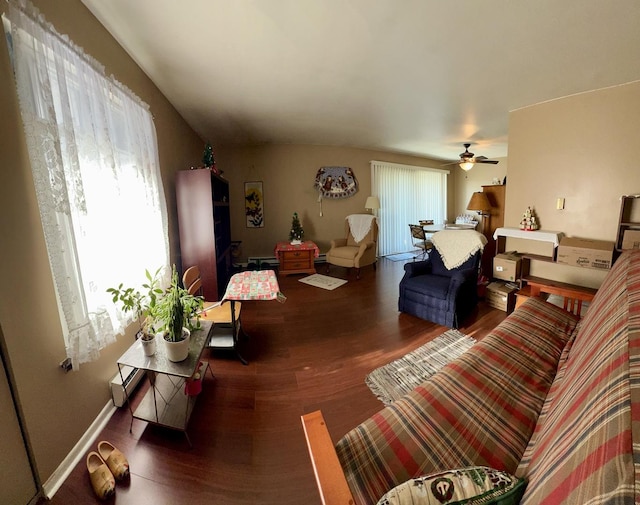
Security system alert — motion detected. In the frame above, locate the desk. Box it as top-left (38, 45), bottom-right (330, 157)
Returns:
top-left (212, 270), bottom-right (286, 364)
top-left (116, 320), bottom-right (213, 446)
top-left (275, 241), bottom-right (319, 276)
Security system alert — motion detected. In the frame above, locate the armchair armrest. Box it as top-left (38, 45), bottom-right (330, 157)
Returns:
top-left (403, 259), bottom-right (432, 278)
top-left (330, 238), bottom-right (348, 249)
top-left (301, 411), bottom-right (355, 505)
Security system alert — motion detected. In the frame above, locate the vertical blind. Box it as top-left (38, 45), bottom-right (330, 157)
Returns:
top-left (371, 160), bottom-right (448, 257)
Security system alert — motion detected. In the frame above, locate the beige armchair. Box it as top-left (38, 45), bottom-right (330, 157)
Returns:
top-left (326, 214), bottom-right (378, 279)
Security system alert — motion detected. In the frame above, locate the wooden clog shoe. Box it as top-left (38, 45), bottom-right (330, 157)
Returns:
top-left (97, 441), bottom-right (130, 481)
top-left (87, 451), bottom-right (115, 500)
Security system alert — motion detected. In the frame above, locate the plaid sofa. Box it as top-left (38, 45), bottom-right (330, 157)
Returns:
top-left (335, 250), bottom-right (640, 504)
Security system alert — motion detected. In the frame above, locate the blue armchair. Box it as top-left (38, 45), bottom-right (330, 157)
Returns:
top-left (398, 247), bottom-right (481, 328)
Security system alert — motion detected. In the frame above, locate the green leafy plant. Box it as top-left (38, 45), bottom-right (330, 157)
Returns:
top-left (107, 267), bottom-right (164, 339)
top-left (153, 265), bottom-right (203, 342)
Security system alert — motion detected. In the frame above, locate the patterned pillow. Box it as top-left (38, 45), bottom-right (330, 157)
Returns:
top-left (377, 467), bottom-right (527, 505)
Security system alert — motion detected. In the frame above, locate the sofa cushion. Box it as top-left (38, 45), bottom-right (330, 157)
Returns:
top-left (336, 297), bottom-right (579, 505)
top-left (516, 250), bottom-right (640, 504)
top-left (376, 466), bottom-right (526, 505)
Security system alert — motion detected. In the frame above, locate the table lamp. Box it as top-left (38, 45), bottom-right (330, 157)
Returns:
top-left (467, 192), bottom-right (492, 235)
top-left (365, 196), bottom-right (380, 214)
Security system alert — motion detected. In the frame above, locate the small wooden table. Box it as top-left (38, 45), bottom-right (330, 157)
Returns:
top-left (516, 276), bottom-right (597, 316)
top-left (274, 240), bottom-right (319, 276)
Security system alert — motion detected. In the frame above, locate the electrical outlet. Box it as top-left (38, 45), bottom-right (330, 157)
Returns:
top-left (59, 357), bottom-right (72, 372)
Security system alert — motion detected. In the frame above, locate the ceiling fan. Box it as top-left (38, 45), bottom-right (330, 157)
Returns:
top-left (444, 143), bottom-right (499, 171)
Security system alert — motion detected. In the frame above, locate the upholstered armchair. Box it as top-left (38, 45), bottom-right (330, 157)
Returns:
top-left (326, 214), bottom-right (378, 279)
top-left (398, 230), bottom-right (485, 328)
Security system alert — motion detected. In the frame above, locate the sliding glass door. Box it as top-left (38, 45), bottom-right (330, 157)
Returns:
top-left (371, 161), bottom-right (448, 257)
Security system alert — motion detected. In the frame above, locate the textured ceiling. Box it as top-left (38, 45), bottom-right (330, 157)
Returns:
top-left (81, 0), bottom-right (640, 162)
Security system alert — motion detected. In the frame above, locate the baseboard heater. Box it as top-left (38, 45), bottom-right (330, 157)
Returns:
top-left (110, 366), bottom-right (145, 407)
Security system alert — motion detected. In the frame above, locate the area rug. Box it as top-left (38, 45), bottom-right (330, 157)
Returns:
top-left (365, 329), bottom-right (476, 405)
top-left (298, 273), bottom-right (347, 290)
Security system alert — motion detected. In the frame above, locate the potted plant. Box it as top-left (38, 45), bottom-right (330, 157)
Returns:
top-left (153, 265), bottom-right (204, 362)
top-left (107, 267), bottom-right (164, 356)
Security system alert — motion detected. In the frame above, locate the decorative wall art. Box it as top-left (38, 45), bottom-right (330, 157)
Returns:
top-left (245, 181), bottom-right (264, 228)
top-left (314, 166), bottom-right (358, 199)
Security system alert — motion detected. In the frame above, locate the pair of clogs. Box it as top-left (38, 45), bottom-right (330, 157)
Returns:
top-left (87, 441), bottom-right (129, 500)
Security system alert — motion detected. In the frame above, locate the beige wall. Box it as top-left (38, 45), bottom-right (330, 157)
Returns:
top-left (505, 81), bottom-right (640, 287)
top-left (217, 144), bottom-right (448, 258)
top-left (0, 0), bottom-right (202, 487)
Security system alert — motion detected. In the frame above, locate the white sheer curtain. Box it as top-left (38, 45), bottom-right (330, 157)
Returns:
top-left (371, 160), bottom-right (448, 257)
top-left (5, 0), bottom-right (169, 369)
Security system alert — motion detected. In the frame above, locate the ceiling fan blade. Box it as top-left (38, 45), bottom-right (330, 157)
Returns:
top-left (476, 159), bottom-right (499, 164)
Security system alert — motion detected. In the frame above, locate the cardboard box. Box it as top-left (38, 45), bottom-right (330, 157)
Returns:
top-left (493, 252), bottom-right (523, 281)
top-left (556, 237), bottom-right (614, 270)
top-left (622, 230), bottom-right (640, 250)
top-left (486, 282), bottom-right (517, 313)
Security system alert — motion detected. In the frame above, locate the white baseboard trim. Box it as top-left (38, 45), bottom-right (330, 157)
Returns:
top-left (42, 401), bottom-right (116, 499)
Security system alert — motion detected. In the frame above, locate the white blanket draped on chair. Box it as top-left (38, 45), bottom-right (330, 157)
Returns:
top-left (431, 230), bottom-right (488, 269)
top-left (347, 214), bottom-right (376, 243)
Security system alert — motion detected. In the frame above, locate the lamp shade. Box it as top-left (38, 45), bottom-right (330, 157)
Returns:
top-left (365, 196), bottom-right (380, 210)
top-left (467, 192), bottom-right (492, 213)
top-left (459, 161), bottom-right (474, 171)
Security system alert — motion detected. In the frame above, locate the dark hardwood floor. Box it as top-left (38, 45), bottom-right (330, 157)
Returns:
top-left (40, 257), bottom-right (506, 505)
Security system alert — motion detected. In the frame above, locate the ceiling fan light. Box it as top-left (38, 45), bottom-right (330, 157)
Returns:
top-left (459, 161), bottom-right (474, 171)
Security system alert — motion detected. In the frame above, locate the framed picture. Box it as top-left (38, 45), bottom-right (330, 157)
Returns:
top-left (244, 181), bottom-right (264, 228)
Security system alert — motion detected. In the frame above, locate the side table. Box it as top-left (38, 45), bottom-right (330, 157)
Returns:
top-left (208, 269), bottom-right (286, 365)
top-left (275, 240), bottom-right (319, 276)
top-left (116, 320), bottom-right (214, 446)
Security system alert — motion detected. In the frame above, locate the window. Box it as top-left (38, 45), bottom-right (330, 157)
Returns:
top-left (371, 160), bottom-right (448, 257)
top-left (5, 0), bottom-right (169, 368)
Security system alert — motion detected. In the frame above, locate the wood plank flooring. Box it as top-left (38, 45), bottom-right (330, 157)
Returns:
top-left (39, 258), bottom-right (506, 505)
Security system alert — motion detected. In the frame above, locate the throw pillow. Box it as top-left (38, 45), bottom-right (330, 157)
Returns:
top-left (376, 466), bottom-right (527, 505)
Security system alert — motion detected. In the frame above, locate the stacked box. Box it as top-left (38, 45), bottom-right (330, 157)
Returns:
top-left (493, 252), bottom-right (523, 282)
top-left (556, 237), bottom-right (614, 270)
top-left (622, 230), bottom-right (640, 250)
top-left (486, 282), bottom-right (517, 313)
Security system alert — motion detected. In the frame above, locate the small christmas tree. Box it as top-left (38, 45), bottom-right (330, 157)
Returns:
top-left (202, 142), bottom-right (215, 168)
top-left (289, 212), bottom-right (304, 244)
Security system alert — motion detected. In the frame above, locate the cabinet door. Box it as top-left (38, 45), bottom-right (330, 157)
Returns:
top-left (0, 345), bottom-right (38, 504)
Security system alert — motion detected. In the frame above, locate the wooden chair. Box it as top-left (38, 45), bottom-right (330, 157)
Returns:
top-left (183, 266), bottom-right (245, 362)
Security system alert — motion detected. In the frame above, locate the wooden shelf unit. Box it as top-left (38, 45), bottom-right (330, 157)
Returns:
top-left (176, 169), bottom-right (232, 301)
top-left (615, 194), bottom-right (640, 252)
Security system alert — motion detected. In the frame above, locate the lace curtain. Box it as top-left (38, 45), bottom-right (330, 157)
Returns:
top-left (5, 0), bottom-right (169, 369)
top-left (371, 160), bottom-right (448, 256)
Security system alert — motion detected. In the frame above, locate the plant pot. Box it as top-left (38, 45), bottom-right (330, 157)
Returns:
top-left (140, 333), bottom-right (156, 357)
top-left (291, 239), bottom-right (302, 245)
top-left (163, 328), bottom-right (191, 362)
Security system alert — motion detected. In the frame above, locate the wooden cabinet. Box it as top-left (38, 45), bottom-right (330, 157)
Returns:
top-left (615, 194), bottom-right (640, 253)
top-left (480, 184), bottom-right (506, 277)
top-left (176, 169), bottom-right (231, 301)
top-left (275, 241), bottom-right (318, 276)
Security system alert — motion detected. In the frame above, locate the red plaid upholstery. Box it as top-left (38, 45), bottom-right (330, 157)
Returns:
top-left (336, 298), bottom-right (579, 505)
top-left (517, 250), bottom-right (640, 504)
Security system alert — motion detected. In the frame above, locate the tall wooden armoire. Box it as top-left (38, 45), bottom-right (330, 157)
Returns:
top-left (480, 184), bottom-right (506, 277)
top-left (176, 169), bottom-right (231, 301)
